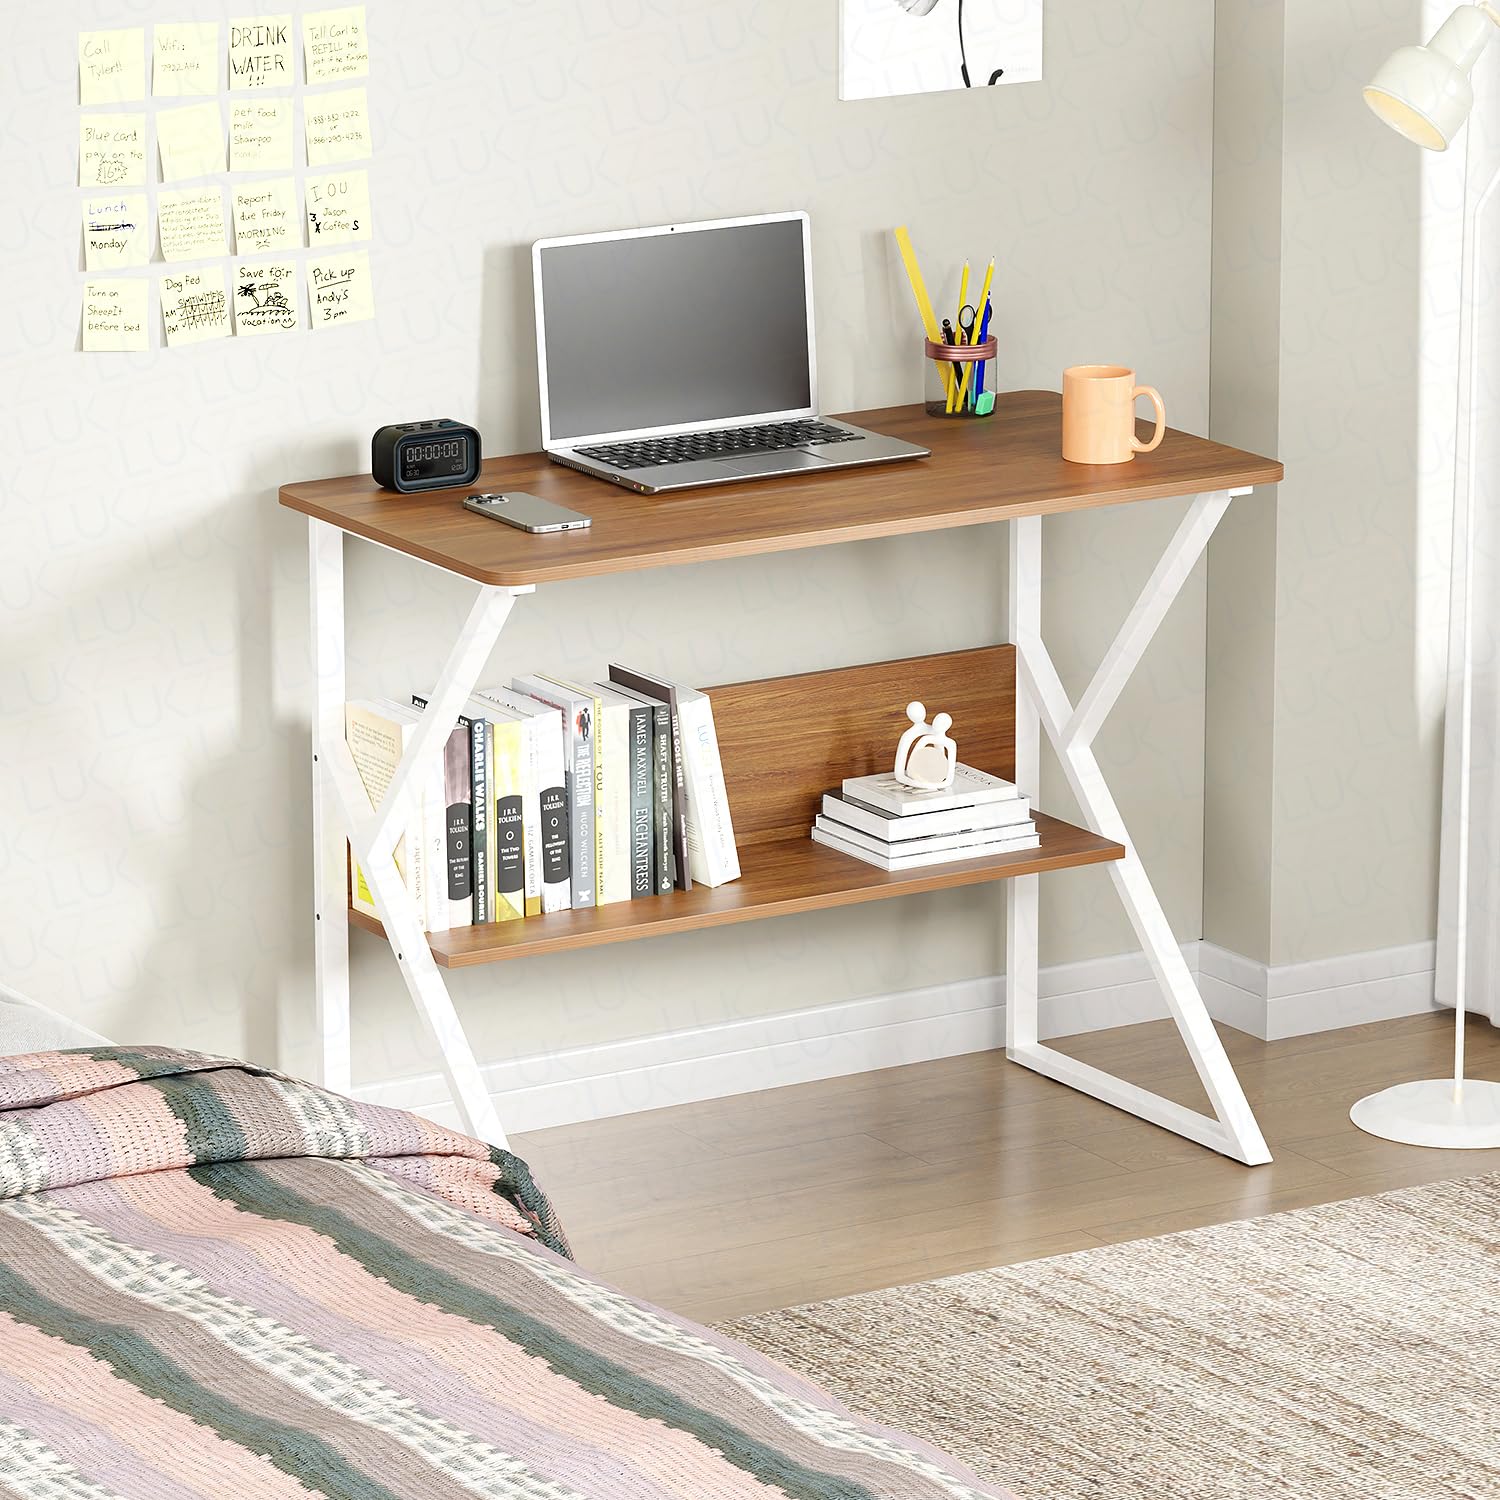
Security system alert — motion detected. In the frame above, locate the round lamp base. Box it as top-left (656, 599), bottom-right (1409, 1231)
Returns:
top-left (1349, 1078), bottom-right (1500, 1149)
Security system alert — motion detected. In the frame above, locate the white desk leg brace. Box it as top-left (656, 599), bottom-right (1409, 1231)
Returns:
top-left (1006, 493), bottom-right (1272, 1166)
top-left (309, 517), bottom-right (528, 1149)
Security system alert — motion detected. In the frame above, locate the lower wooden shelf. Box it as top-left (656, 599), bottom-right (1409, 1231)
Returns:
top-left (347, 812), bottom-right (1124, 968)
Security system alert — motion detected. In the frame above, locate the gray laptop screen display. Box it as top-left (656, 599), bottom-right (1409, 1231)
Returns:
top-left (539, 219), bottom-right (813, 443)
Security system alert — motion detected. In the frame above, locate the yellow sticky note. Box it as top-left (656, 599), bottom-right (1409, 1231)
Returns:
top-left (79, 114), bottom-right (147, 187)
top-left (161, 266), bottom-right (232, 345)
top-left (303, 6), bottom-right (368, 83)
top-left (79, 28), bottom-right (145, 104)
top-left (154, 21), bottom-right (220, 96)
top-left (158, 102), bottom-right (225, 182)
top-left (82, 278), bottom-right (149, 352)
top-left (305, 168), bottom-right (370, 246)
top-left (233, 260), bottom-right (300, 336)
top-left (229, 98), bottom-right (293, 171)
top-left (158, 186), bottom-right (229, 262)
top-left (83, 194), bottom-right (150, 270)
top-left (232, 178), bottom-right (300, 254)
top-left (304, 86), bottom-right (370, 165)
top-left (229, 15), bottom-right (294, 89)
top-left (307, 250), bottom-right (374, 328)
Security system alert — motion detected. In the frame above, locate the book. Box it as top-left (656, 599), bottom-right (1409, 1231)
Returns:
top-left (606, 681), bottom-right (675, 894)
top-left (382, 701), bottom-right (439, 932)
top-left (468, 709), bottom-right (490, 923)
top-left (597, 684), bottom-right (653, 899)
top-left (422, 726), bottom-right (449, 935)
top-left (609, 665), bottom-right (691, 892)
top-left (410, 697), bottom-right (474, 930)
top-left (609, 665), bottom-right (741, 888)
top-left (811, 823), bottom-right (1041, 871)
top-left (673, 683), bottom-right (739, 886)
top-left (477, 687), bottom-right (570, 915)
top-left (513, 674), bottom-right (595, 909)
top-left (839, 763), bottom-right (1023, 818)
top-left (490, 716), bottom-right (526, 923)
top-left (813, 814), bottom-right (1038, 862)
top-left (586, 684), bottom-right (634, 905)
top-left (344, 699), bottom-right (418, 921)
top-left (820, 791), bottom-right (1033, 843)
top-left (473, 691), bottom-right (542, 917)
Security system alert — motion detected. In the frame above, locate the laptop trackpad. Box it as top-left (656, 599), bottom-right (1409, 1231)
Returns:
top-left (717, 449), bottom-right (834, 478)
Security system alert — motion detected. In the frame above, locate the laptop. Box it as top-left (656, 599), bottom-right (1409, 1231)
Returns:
top-left (532, 212), bottom-right (930, 494)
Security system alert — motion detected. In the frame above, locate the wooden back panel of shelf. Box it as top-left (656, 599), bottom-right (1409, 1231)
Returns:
top-left (279, 392), bottom-right (1283, 588)
top-left (709, 647), bottom-right (1015, 848)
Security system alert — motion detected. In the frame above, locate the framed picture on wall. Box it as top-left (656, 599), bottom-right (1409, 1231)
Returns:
top-left (839, 0), bottom-right (1044, 101)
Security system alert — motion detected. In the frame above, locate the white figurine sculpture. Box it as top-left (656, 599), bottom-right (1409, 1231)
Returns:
top-left (894, 701), bottom-right (957, 790)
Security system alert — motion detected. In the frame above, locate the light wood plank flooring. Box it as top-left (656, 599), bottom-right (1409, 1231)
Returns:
top-left (511, 1011), bottom-right (1500, 1324)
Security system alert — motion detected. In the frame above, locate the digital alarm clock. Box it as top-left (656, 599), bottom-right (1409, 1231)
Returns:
top-left (371, 420), bottom-right (482, 493)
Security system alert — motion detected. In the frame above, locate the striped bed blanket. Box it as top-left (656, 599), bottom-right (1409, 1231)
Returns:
top-left (0, 1047), bottom-right (1013, 1500)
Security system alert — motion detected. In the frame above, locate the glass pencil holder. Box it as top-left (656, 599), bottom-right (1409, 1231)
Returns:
top-left (924, 336), bottom-right (999, 419)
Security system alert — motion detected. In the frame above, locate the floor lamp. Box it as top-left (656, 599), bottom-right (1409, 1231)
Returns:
top-left (1351, 3), bottom-right (1500, 1148)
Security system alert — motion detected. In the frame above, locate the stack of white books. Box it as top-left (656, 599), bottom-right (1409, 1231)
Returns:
top-left (811, 764), bottom-right (1039, 871)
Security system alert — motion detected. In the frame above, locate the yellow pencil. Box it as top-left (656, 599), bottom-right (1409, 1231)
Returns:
top-left (955, 257), bottom-right (995, 412)
top-left (893, 226), bottom-right (955, 405)
top-left (947, 261), bottom-right (970, 413)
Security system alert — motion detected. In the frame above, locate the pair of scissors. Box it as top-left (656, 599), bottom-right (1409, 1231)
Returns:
top-left (958, 304), bottom-right (979, 346)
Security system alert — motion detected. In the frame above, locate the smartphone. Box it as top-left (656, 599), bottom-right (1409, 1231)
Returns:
top-left (462, 491), bottom-right (592, 533)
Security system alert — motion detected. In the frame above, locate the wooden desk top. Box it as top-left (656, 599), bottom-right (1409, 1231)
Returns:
top-left (278, 390), bottom-right (1283, 589)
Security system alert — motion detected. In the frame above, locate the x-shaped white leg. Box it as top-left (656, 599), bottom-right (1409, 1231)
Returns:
top-left (1007, 493), bottom-right (1272, 1165)
top-left (310, 518), bottom-right (527, 1149)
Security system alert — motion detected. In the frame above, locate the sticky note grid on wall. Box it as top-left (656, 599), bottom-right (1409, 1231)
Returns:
top-left (76, 8), bottom-right (372, 352)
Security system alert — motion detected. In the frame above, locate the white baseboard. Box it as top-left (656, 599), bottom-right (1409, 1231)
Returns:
top-left (1199, 938), bottom-right (1439, 1041)
top-left (354, 940), bottom-right (1440, 1135)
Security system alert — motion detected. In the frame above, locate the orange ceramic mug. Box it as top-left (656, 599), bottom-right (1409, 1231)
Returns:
top-left (1062, 365), bottom-right (1167, 465)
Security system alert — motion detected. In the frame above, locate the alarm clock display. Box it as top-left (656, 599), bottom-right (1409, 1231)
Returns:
top-left (372, 420), bottom-right (482, 493)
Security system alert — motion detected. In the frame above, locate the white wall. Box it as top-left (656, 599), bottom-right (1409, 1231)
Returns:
top-left (3, 2), bottom-right (1220, 1095)
top-left (1206, 0), bottom-right (1488, 976)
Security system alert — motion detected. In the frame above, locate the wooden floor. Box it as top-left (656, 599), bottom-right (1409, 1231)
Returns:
top-left (512, 1011), bottom-right (1500, 1325)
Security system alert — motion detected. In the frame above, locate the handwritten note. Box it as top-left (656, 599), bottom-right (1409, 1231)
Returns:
top-left (303, 6), bottom-right (368, 82)
top-left (158, 102), bottom-right (225, 182)
top-left (307, 250), bottom-right (374, 328)
top-left (304, 86), bottom-right (370, 165)
top-left (229, 15), bottom-right (294, 88)
top-left (83, 194), bottom-right (149, 270)
top-left (232, 178), bottom-right (300, 254)
top-left (79, 28), bottom-right (145, 104)
top-left (82, 279), bottom-right (149, 352)
top-left (305, 168), bottom-right (370, 245)
top-left (154, 22), bottom-right (219, 96)
top-left (162, 267), bottom-right (232, 346)
top-left (158, 186), bottom-right (229, 262)
top-left (79, 114), bottom-right (146, 187)
top-left (233, 260), bottom-right (300, 336)
top-left (229, 98), bottom-right (293, 170)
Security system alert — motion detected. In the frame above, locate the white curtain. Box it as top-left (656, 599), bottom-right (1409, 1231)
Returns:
top-left (1436, 83), bottom-right (1500, 1028)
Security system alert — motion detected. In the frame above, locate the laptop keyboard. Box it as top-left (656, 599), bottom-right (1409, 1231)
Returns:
top-left (574, 419), bottom-right (862, 470)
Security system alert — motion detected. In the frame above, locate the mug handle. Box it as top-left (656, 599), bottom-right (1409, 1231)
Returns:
top-left (1132, 386), bottom-right (1166, 453)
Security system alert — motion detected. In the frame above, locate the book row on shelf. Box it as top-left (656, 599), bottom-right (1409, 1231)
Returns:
top-left (812, 763), bottom-right (1040, 871)
top-left (345, 666), bottom-right (741, 934)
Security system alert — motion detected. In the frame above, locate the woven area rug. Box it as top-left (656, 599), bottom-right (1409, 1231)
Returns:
top-left (720, 1173), bottom-right (1500, 1500)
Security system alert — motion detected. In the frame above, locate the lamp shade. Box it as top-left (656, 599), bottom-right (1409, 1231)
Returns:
top-left (1365, 5), bottom-right (1497, 150)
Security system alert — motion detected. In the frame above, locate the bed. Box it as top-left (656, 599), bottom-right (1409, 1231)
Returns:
top-left (0, 1043), bottom-right (1015, 1500)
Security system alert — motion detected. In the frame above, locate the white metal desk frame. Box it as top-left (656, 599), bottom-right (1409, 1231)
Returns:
top-left (306, 482), bottom-right (1272, 1166)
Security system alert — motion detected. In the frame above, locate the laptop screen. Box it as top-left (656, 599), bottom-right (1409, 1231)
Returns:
top-left (535, 216), bottom-right (814, 445)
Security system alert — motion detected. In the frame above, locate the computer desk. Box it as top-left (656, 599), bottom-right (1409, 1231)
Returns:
top-left (280, 389), bottom-right (1284, 1163)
